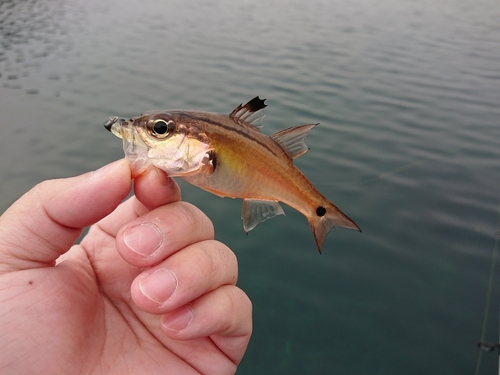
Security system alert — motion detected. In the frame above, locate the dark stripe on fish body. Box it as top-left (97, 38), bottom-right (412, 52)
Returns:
top-left (181, 113), bottom-right (281, 159)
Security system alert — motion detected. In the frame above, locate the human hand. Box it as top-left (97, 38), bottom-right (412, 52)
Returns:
top-left (0, 160), bottom-right (252, 375)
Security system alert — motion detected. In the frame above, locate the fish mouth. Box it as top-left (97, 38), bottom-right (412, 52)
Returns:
top-left (103, 116), bottom-right (119, 132)
top-left (104, 116), bottom-right (150, 175)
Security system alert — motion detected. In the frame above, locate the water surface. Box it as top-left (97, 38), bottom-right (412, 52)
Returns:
top-left (1, 0), bottom-right (500, 373)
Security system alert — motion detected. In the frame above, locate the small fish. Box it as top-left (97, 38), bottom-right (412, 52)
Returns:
top-left (105, 97), bottom-right (360, 252)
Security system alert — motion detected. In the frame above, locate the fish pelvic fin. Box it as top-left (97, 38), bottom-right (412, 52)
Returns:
top-left (242, 198), bottom-right (285, 232)
top-left (307, 203), bottom-right (360, 253)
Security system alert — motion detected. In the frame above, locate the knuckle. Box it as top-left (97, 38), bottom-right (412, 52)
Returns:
top-left (222, 286), bottom-right (252, 334)
top-left (172, 202), bottom-right (214, 237)
top-left (206, 241), bottom-right (238, 284)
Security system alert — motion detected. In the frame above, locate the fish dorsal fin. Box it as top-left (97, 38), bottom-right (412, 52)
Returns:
top-left (270, 123), bottom-right (318, 159)
top-left (241, 199), bottom-right (285, 232)
top-left (229, 96), bottom-right (267, 127)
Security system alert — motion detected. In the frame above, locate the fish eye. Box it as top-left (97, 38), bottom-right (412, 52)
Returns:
top-left (151, 119), bottom-right (175, 138)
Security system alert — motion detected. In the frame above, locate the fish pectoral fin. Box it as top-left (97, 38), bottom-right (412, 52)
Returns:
top-left (270, 123), bottom-right (318, 159)
top-left (229, 96), bottom-right (267, 128)
top-left (241, 199), bottom-right (285, 233)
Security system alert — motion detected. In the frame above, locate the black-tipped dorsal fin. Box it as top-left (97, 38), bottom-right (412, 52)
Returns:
top-left (229, 96), bottom-right (267, 127)
top-left (270, 123), bottom-right (318, 159)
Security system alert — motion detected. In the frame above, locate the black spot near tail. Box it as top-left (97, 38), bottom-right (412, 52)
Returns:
top-left (316, 206), bottom-right (326, 217)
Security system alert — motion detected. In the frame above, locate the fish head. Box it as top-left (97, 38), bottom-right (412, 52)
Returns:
top-left (104, 111), bottom-right (212, 177)
top-left (104, 116), bottom-right (149, 174)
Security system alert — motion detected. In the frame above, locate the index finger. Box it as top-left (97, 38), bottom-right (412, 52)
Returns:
top-left (134, 167), bottom-right (181, 215)
top-left (96, 166), bottom-right (181, 237)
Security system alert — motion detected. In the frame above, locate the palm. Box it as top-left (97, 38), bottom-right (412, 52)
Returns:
top-left (2, 209), bottom-right (196, 374)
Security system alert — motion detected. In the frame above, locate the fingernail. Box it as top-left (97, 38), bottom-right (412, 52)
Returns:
top-left (124, 223), bottom-right (163, 256)
top-left (139, 269), bottom-right (178, 304)
top-left (161, 305), bottom-right (194, 332)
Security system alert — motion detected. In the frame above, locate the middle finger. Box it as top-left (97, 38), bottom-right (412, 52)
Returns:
top-left (116, 201), bottom-right (215, 267)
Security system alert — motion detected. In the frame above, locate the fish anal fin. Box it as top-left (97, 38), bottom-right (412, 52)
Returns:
top-left (241, 199), bottom-right (285, 232)
top-left (230, 96), bottom-right (267, 128)
top-left (270, 123), bottom-right (318, 159)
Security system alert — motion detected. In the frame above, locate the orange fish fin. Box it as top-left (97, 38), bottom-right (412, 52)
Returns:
top-left (230, 96), bottom-right (267, 128)
top-left (307, 203), bottom-right (361, 253)
top-left (270, 123), bottom-right (318, 159)
top-left (241, 198), bottom-right (285, 232)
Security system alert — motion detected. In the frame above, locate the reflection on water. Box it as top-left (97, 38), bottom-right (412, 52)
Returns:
top-left (1, 0), bottom-right (500, 374)
top-left (0, 0), bottom-right (78, 91)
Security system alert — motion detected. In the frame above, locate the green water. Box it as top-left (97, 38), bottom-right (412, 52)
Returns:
top-left (1, 0), bottom-right (500, 373)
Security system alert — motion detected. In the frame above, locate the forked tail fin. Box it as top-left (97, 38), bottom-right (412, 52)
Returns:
top-left (307, 203), bottom-right (360, 253)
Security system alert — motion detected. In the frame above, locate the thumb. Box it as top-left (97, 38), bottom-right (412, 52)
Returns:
top-left (0, 159), bottom-right (131, 273)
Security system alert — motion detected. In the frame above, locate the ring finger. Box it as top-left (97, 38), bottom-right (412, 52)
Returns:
top-left (131, 239), bottom-right (238, 314)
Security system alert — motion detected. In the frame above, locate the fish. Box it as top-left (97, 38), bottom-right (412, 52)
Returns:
top-left (104, 96), bottom-right (360, 252)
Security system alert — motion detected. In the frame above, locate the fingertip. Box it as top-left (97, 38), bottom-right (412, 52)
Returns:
top-left (158, 285), bottom-right (252, 361)
top-left (134, 167), bottom-right (181, 211)
top-left (117, 202), bottom-right (215, 269)
top-left (161, 304), bottom-right (194, 333)
top-left (90, 158), bottom-right (131, 181)
top-left (130, 268), bottom-right (178, 310)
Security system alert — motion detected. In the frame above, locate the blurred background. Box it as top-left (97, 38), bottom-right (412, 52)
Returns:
top-left (1, 0), bottom-right (499, 373)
